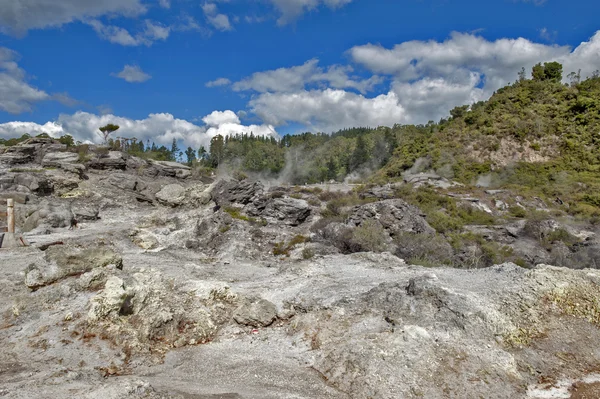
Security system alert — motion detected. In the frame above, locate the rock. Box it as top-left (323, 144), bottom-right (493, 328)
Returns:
top-left (403, 172), bottom-right (461, 189)
top-left (185, 184), bottom-right (211, 206)
top-left (360, 184), bottom-right (398, 200)
top-left (155, 184), bottom-right (186, 207)
top-left (233, 298), bottom-right (277, 327)
top-left (0, 144), bottom-right (37, 164)
top-left (88, 151), bottom-right (127, 170)
top-left (41, 152), bottom-right (79, 167)
top-left (347, 199), bottom-right (435, 236)
top-left (24, 244), bottom-right (123, 289)
top-left (131, 229), bottom-right (159, 250)
top-left (250, 197), bottom-right (311, 226)
top-left (71, 201), bottom-right (100, 221)
top-left (148, 160), bottom-right (191, 179)
top-left (86, 270), bottom-right (223, 355)
top-left (105, 173), bottom-right (146, 192)
top-left (211, 179), bottom-right (264, 207)
top-left (0, 191), bottom-right (29, 204)
top-left (88, 276), bottom-right (128, 321)
top-left (23, 200), bottom-right (74, 232)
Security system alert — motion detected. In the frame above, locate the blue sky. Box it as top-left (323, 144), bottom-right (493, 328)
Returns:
top-left (0, 0), bottom-right (599, 149)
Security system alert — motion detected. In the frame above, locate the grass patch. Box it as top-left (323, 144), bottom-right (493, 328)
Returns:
top-left (223, 207), bottom-right (266, 225)
top-left (546, 284), bottom-right (600, 326)
top-left (273, 235), bottom-right (308, 257)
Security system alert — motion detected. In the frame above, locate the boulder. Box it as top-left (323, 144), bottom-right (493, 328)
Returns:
top-left (347, 199), bottom-right (435, 236)
top-left (250, 197), bottom-right (311, 226)
top-left (86, 270), bottom-right (224, 354)
top-left (41, 152), bottom-right (79, 167)
top-left (105, 173), bottom-right (146, 192)
top-left (24, 244), bottom-right (123, 289)
top-left (23, 200), bottom-right (74, 232)
top-left (233, 298), bottom-right (277, 327)
top-left (155, 184), bottom-right (186, 207)
top-left (211, 179), bottom-right (264, 207)
top-left (87, 151), bottom-right (127, 170)
top-left (0, 144), bottom-right (37, 164)
top-left (148, 160), bottom-right (191, 179)
top-left (71, 201), bottom-right (100, 221)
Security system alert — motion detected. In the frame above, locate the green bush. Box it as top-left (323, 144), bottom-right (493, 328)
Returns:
top-left (273, 235), bottom-right (308, 257)
top-left (351, 220), bottom-right (388, 252)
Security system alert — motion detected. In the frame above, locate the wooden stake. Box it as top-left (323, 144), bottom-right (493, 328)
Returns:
top-left (7, 199), bottom-right (14, 234)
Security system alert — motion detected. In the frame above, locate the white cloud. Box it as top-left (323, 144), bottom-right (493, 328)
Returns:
top-left (269, 0), bottom-right (353, 25)
top-left (349, 32), bottom-right (570, 83)
top-left (202, 110), bottom-right (240, 126)
top-left (202, 2), bottom-right (233, 31)
top-left (143, 20), bottom-right (170, 41)
top-left (112, 65), bottom-right (152, 83)
top-left (0, 47), bottom-right (49, 113)
top-left (206, 77), bottom-right (232, 87)
top-left (232, 59), bottom-right (382, 94)
top-left (0, 0), bottom-right (146, 35)
top-left (0, 121), bottom-right (64, 139)
top-left (249, 89), bottom-right (407, 132)
top-left (158, 0), bottom-right (171, 8)
top-left (238, 30), bottom-right (600, 131)
top-left (88, 19), bottom-right (169, 46)
top-left (0, 111), bottom-right (278, 150)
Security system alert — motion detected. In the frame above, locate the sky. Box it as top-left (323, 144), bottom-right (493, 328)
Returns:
top-left (0, 0), bottom-right (599, 150)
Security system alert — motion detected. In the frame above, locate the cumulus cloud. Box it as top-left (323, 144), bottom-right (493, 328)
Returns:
top-left (0, 111), bottom-right (278, 150)
top-left (269, 0), bottom-right (353, 25)
top-left (0, 47), bottom-right (50, 113)
top-left (206, 77), bottom-right (232, 87)
top-left (343, 31), bottom-right (600, 124)
top-left (202, 3), bottom-right (233, 31)
top-left (0, 0), bottom-right (146, 36)
top-left (249, 89), bottom-right (407, 132)
top-left (234, 30), bottom-right (600, 132)
top-left (202, 110), bottom-right (240, 126)
top-left (112, 65), bottom-right (152, 83)
top-left (232, 59), bottom-right (382, 94)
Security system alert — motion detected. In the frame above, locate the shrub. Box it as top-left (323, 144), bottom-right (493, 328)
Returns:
top-left (394, 232), bottom-right (453, 266)
top-left (273, 235), bottom-right (308, 257)
top-left (351, 220), bottom-right (388, 253)
top-left (508, 206), bottom-right (527, 218)
top-left (302, 248), bottom-right (315, 259)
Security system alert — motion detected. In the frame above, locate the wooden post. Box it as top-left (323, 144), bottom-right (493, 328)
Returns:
top-left (7, 198), bottom-right (14, 234)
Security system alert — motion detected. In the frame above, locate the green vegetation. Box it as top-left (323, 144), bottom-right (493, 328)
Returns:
top-left (273, 235), bottom-right (308, 256)
top-left (98, 124), bottom-right (120, 144)
top-left (223, 207), bottom-right (265, 225)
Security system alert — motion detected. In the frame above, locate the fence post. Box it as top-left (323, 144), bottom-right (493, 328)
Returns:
top-left (7, 199), bottom-right (14, 234)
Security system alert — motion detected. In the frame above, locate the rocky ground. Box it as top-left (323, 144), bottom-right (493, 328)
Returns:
top-left (2, 139), bottom-right (600, 398)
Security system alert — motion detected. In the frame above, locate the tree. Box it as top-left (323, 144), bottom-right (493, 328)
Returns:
top-left (98, 124), bottom-right (120, 144)
top-left (198, 145), bottom-right (207, 160)
top-left (449, 105), bottom-right (469, 119)
top-left (532, 62), bottom-right (563, 82)
top-left (209, 135), bottom-right (225, 167)
top-left (185, 146), bottom-right (197, 165)
top-left (568, 69), bottom-right (581, 87)
top-left (170, 139), bottom-right (180, 162)
top-left (58, 134), bottom-right (74, 147)
top-left (517, 67), bottom-right (527, 82)
top-left (532, 63), bottom-right (546, 81)
top-left (543, 61), bottom-right (563, 82)
top-left (349, 135), bottom-right (370, 171)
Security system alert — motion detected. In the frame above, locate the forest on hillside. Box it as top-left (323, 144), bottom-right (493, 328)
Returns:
top-left (2, 62), bottom-right (599, 216)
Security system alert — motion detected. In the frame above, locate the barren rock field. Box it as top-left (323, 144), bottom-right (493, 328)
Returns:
top-left (2, 139), bottom-right (600, 398)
